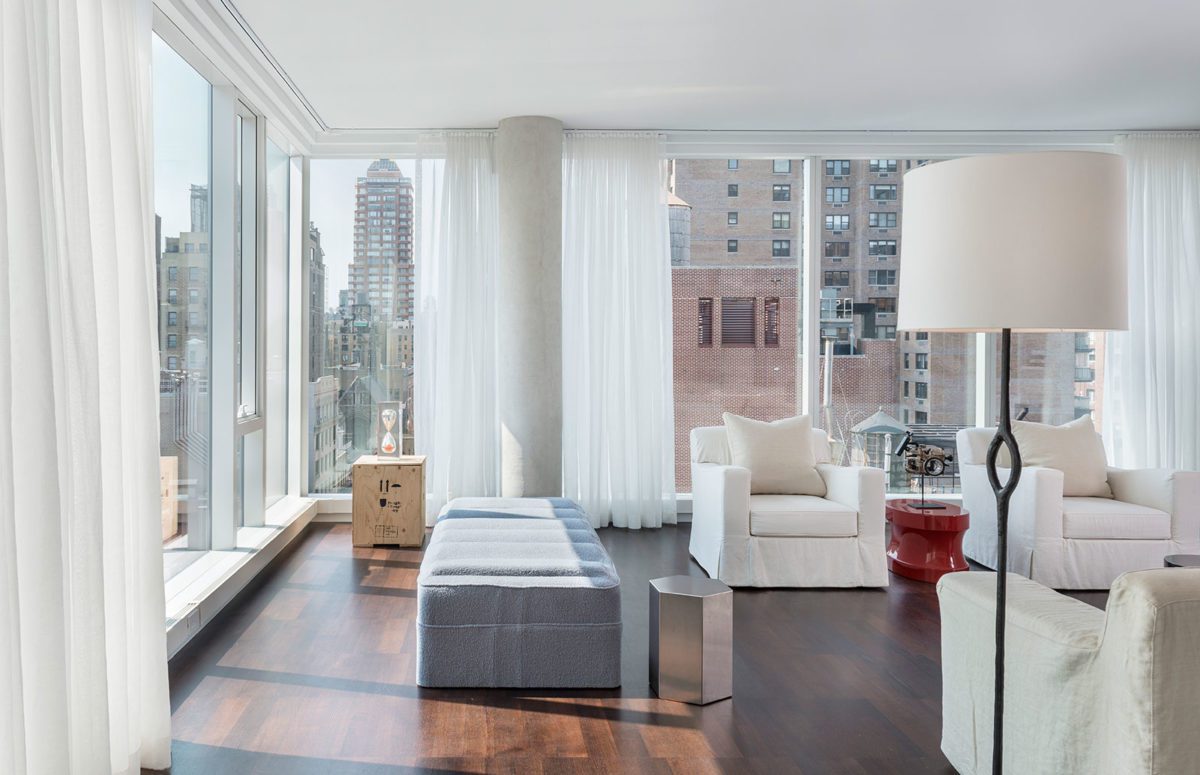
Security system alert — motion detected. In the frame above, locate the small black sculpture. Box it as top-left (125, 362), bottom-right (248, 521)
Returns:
top-left (895, 431), bottom-right (954, 509)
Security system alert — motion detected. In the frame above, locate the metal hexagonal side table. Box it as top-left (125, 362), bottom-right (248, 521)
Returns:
top-left (648, 575), bottom-right (732, 705)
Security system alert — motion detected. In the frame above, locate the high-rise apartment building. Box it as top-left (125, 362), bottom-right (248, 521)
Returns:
top-left (347, 159), bottom-right (414, 323)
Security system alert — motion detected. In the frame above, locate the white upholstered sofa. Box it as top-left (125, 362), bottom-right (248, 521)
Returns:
top-left (689, 426), bottom-right (887, 587)
top-left (939, 569), bottom-right (1200, 774)
top-left (957, 427), bottom-right (1200, 589)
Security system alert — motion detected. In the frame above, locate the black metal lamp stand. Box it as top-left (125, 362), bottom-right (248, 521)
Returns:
top-left (984, 328), bottom-right (1022, 774)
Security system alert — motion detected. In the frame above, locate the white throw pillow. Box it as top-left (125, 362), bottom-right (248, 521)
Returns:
top-left (1012, 415), bottom-right (1112, 498)
top-left (722, 413), bottom-right (827, 496)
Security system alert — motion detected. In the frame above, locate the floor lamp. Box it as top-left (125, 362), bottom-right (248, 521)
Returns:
top-left (897, 151), bottom-right (1127, 774)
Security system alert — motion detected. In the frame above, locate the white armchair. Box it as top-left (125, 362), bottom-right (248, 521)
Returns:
top-left (957, 427), bottom-right (1200, 589)
top-left (689, 426), bottom-right (887, 587)
top-left (939, 569), bottom-right (1200, 774)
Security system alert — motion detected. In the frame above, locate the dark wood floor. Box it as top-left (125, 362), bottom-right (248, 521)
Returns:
top-left (159, 523), bottom-right (1106, 774)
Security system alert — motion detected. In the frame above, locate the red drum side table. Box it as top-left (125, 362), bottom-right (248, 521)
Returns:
top-left (886, 499), bottom-right (970, 582)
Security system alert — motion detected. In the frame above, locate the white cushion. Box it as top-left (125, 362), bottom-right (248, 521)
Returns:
top-left (1061, 497), bottom-right (1171, 540)
top-left (691, 425), bottom-right (831, 465)
top-left (748, 495), bottom-right (858, 537)
top-left (1013, 416), bottom-right (1113, 498)
top-left (722, 413), bottom-right (827, 496)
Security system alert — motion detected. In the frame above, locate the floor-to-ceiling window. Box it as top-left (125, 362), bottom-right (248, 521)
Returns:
top-left (307, 159), bottom-right (417, 493)
top-left (816, 158), bottom-right (976, 494)
top-left (154, 32), bottom-right (298, 582)
top-left (264, 140), bottom-right (291, 508)
top-left (153, 34), bottom-right (212, 572)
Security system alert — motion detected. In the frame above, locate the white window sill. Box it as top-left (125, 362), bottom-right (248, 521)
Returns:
top-left (165, 495), bottom-right (318, 658)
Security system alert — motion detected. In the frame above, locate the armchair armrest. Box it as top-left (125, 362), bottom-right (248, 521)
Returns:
top-left (691, 462), bottom-right (751, 538)
top-left (938, 571), bottom-right (1104, 650)
top-left (960, 463), bottom-right (1064, 576)
top-left (963, 463), bottom-right (1066, 540)
top-left (816, 463), bottom-right (884, 535)
top-left (1107, 467), bottom-right (1200, 545)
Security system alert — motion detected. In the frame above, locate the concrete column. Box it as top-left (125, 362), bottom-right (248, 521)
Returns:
top-left (496, 116), bottom-right (563, 496)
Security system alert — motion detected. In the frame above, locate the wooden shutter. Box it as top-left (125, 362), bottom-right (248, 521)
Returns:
top-left (721, 297), bottom-right (756, 347)
top-left (764, 297), bottom-right (780, 347)
top-left (698, 298), bottom-right (713, 346)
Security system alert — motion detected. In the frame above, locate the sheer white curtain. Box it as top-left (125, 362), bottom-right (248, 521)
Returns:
top-left (1, 0), bottom-right (171, 773)
top-left (562, 132), bottom-right (676, 529)
top-left (1104, 134), bottom-right (1200, 470)
top-left (415, 132), bottom-right (500, 521)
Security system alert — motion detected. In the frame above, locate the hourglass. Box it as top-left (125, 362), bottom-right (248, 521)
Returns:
top-left (378, 405), bottom-right (399, 457)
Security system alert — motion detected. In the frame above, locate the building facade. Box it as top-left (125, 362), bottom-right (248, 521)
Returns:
top-left (307, 223), bottom-right (327, 379)
top-left (347, 159), bottom-right (415, 323)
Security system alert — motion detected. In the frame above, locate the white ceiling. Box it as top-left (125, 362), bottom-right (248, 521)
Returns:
top-left (230, 0), bottom-right (1200, 132)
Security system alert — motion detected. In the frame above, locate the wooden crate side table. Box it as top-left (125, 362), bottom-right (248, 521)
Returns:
top-left (351, 455), bottom-right (426, 547)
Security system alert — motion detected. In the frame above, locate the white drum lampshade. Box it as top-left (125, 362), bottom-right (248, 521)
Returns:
top-left (897, 151), bottom-right (1127, 333)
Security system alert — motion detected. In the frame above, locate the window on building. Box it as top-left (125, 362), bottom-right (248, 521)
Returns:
top-left (916, 352), bottom-right (929, 370)
top-left (825, 160), bottom-right (851, 176)
top-left (869, 212), bottom-right (898, 228)
top-left (824, 270), bottom-right (850, 286)
top-left (903, 381), bottom-right (910, 397)
top-left (826, 187), bottom-right (850, 204)
top-left (870, 159), bottom-right (898, 173)
top-left (869, 239), bottom-right (898, 256)
top-left (698, 298), bottom-right (713, 346)
top-left (916, 331), bottom-right (929, 341)
top-left (825, 241), bottom-right (850, 258)
top-left (871, 296), bottom-right (897, 313)
top-left (825, 214), bottom-right (849, 231)
top-left (915, 411), bottom-right (929, 424)
top-left (727, 211), bottom-right (738, 225)
top-left (727, 239), bottom-right (738, 253)
top-left (870, 184), bottom-right (898, 200)
top-left (876, 325), bottom-right (896, 339)
top-left (168, 266), bottom-right (178, 282)
top-left (721, 297), bottom-right (756, 346)
top-left (168, 311), bottom-right (178, 326)
top-left (167, 288), bottom-right (178, 304)
top-left (764, 297), bottom-right (780, 347)
top-left (189, 288), bottom-right (200, 303)
top-left (772, 212), bottom-right (791, 229)
top-left (772, 240), bottom-right (791, 257)
top-left (727, 159), bottom-right (739, 170)
top-left (915, 382), bottom-right (929, 399)
top-left (904, 353), bottom-right (911, 369)
top-left (773, 159), bottom-right (792, 173)
top-left (167, 333), bottom-right (178, 348)
top-left (868, 269), bottom-right (897, 285)
top-left (167, 356), bottom-right (179, 370)
top-left (773, 184), bottom-right (791, 201)
top-left (727, 183), bottom-right (738, 197)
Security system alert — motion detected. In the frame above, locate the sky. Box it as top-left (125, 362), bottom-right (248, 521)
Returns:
top-left (153, 35), bottom-right (210, 241)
